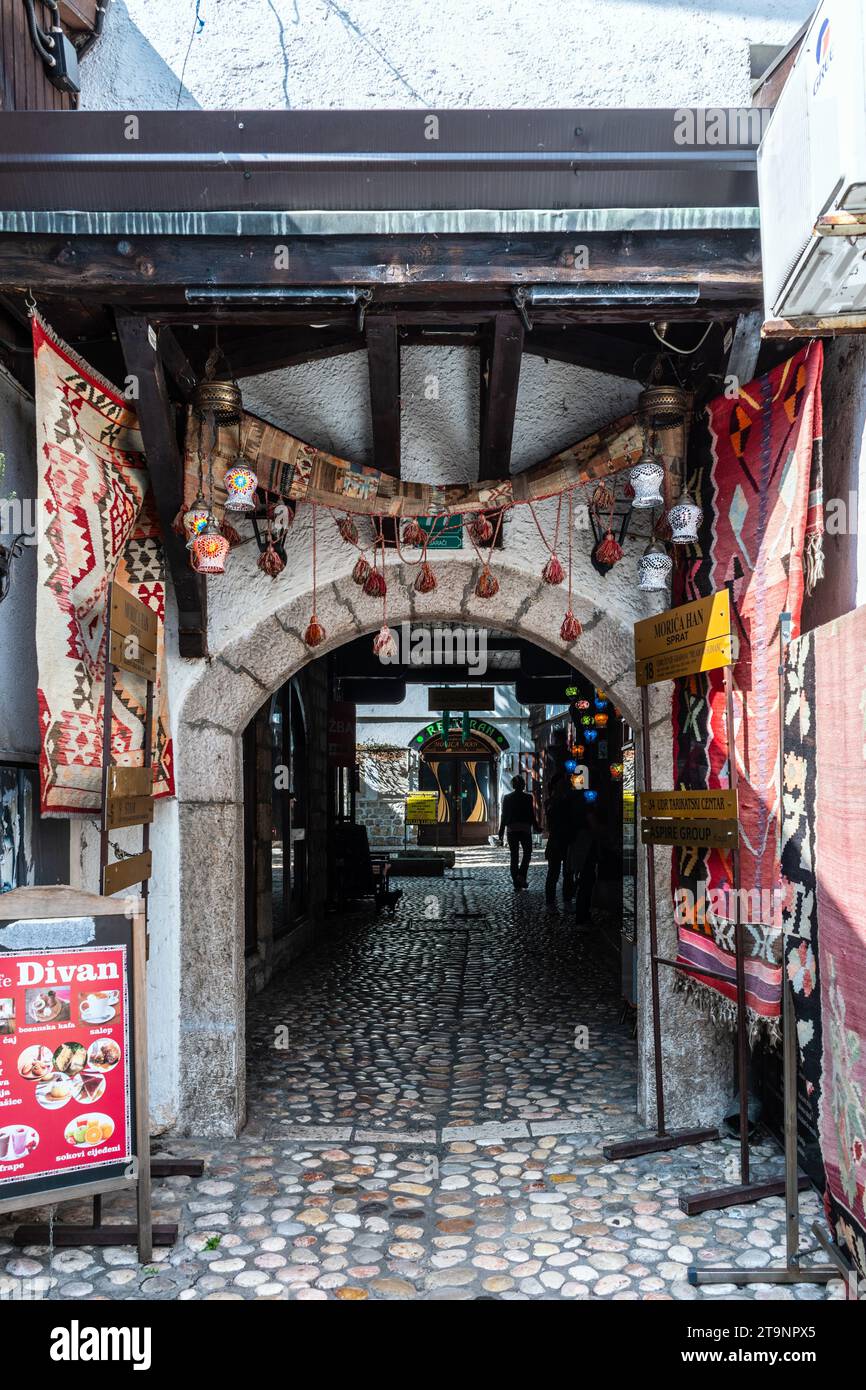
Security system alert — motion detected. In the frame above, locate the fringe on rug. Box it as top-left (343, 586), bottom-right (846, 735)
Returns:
top-left (674, 971), bottom-right (783, 1048)
top-left (805, 529), bottom-right (825, 595)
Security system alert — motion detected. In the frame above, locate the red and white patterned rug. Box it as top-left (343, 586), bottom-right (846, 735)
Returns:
top-left (34, 314), bottom-right (174, 816)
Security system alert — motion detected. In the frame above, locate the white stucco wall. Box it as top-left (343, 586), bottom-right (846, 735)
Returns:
top-left (82, 0), bottom-right (814, 113)
top-left (0, 368), bottom-right (39, 762)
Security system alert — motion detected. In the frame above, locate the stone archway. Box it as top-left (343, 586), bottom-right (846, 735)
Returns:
top-left (173, 557), bottom-right (731, 1136)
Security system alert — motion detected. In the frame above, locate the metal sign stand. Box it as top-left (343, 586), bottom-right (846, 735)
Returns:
top-left (688, 617), bottom-right (845, 1289)
top-left (100, 582), bottom-right (204, 1187)
top-left (603, 680), bottom-right (719, 1160)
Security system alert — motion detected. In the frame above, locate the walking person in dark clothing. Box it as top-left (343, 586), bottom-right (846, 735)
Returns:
top-left (498, 774), bottom-right (537, 889)
top-left (544, 773), bottom-right (584, 913)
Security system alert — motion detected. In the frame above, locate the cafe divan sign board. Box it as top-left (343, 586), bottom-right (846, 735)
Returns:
top-left (634, 590), bottom-right (733, 687)
top-left (0, 896), bottom-right (140, 1209)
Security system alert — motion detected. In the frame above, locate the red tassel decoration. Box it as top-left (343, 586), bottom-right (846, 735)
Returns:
top-left (258, 541), bottom-right (285, 578)
top-left (304, 616), bottom-right (326, 648)
top-left (172, 504), bottom-right (187, 538)
top-left (352, 555), bottom-right (371, 586)
top-left (592, 481), bottom-right (615, 513)
top-left (475, 568), bottom-right (499, 599)
top-left (221, 517), bottom-right (242, 548)
top-left (468, 513), bottom-right (494, 544)
top-left (414, 561), bottom-right (437, 594)
top-left (560, 610), bottom-right (582, 643)
top-left (542, 555), bottom-right (565, 585)
top-left (595, 529), bottom-right (623, 566)
top-left (337, 515), bottom-right (358, 545)
top-left (623, 481), bottom-right (635, 500)
top-left (364, 568), bottom-right (387, 598)
top-left (372, 624), bottom-right (399, 659)
top-left (402, 518), bottom-right (424, 548)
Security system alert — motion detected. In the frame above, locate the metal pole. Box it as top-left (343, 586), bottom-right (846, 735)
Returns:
top-left (641, 684), bottom-right (666, 1137)
top-left (725, 661), bottom-right (749, 1184)
top-left (778, 613), bottom-right (798, 1267)
top-left (99, 582), bottom-right (114, 895)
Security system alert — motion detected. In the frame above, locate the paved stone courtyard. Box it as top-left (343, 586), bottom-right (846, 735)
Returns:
top-left (0, 854), bottom-right (843, 1301)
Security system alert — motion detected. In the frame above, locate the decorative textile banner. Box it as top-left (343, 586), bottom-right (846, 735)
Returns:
top-left (672, 343), bottom-right (824, 1036)
top-left (781, 629), bottom-right (823, 1136)
top-left (814, 607), bottom-right (866, 1282)
top-left (33, 316), bottom-right (174, 816)
top-left (182, 408), bottom-right (645, 519)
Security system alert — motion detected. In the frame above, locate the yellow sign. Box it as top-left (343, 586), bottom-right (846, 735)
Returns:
top-left (109, 585), bottom-right (159, 654)
top-left (406, 792), bottom-right (438, 824)
top-left (640, 789), bottom-right (738, 820)
top-left (104, 851), bottom-right (153, 896)
top-left (634, 590), bottom-right (732, 686)
top-left (640, 817), bottom-right (739, 849)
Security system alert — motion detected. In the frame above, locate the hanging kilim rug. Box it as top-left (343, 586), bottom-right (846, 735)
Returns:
top-left (780, 628), bottom-right (824, 1132)
top-left (813, 606), bottom-right (866, 1282)
top-left (33, 314), bottom-right (174, 815)
top-left (671, 342), bottom-right (824, 1038)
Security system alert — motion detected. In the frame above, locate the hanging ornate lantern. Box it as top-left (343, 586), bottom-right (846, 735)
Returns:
top-left (577, 699), bottom-right (590, 711)
top-left (667, 488), bottom-right (702, 545)
top-left (574, 743), bottom-right (585, 759)
top-left (183, 493), bottom-right (211, 549)
top-left (594, 696), bottom-right (608, 711)
top-left (580, 714), bottom-right (592, 727)
top-left (564, 759), bottom-right (577, 773)
top-left (583, 788), bottom-right (599, 803)
top-left (638, 538), bottom-right (673, 592)
top-left (630, 442), bottom-right (666, 511)
top-left (594, 712), bottom-right (609, 729)
top-left (610, 763), bottom-right (624, 781)
top-left (192, 376), bottom-right (243, 425)
top-left (191, 517), bottom-right (230, 574)
top-left (638, 385), bottom-right (690, 429)
top-left (223, 462), bottom-right (259, 512)
top-left (585, 729), bottom-right (598, 743)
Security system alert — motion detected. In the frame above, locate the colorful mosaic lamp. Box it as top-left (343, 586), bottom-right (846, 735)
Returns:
top-left (585, 729), bottom-right (598, 743)
top-left (594, 712), bottom-right (609, 729)
top-left (610, 762), bottom-right (624, 781)
top-left (183, 493), bottom-right (210, 549)
top-left (191, 517), bottom-right (230, 575)
top-left (583, 789), bottom-right (598, 803)
top-left (224, 461), bottom-right (259, 512)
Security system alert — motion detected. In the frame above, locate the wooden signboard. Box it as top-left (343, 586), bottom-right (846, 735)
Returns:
top-left (106, 795), bottom-right (154, 832)
top-left (0, 887), bottom-right (155, 1260)
top-left (640, 787), bottom-right (739, 849)
top-left (103, 853), bottom-right (153, 897)
top-left (108, 630), bottom-right (158, 683)
top-left (640, 790), bottom-right (738, 819)
top-left (406, 792), bottom-right (439, 824)
top-left (634, 590), bottom-right (733, 687)
top-left (108, 585), bottom-right (158, 653)
top-left (428, 687), bottom-right (495, 712)
top-left (640, 817), bottom-right (739, 849)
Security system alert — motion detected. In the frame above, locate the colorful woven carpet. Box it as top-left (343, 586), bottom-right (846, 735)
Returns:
top-left (672, 343), bottom-right (824, 1037)
top-left (34, 315), bottom-right (174, 815)
top-left (814, 607), bottom-right (866, 1281)
top-left (781, 629), bottom-right (823, 1136)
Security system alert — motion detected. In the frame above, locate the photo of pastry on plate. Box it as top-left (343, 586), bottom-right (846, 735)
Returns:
top-left (87, 1038), bottom-right (121, 1072)
top-left (35, 1072), bottom-right (75, 1109)
top-left (26, 987), bottom-right (71, 1024)
top-left (0, 1124), bottom-right (39, 1163)
top-left (72, 1069), bottom-right (106, 1105)
top-left (64, 1113), bottom-right (114, 1148)
top-left (53, 1041), bottom-right (87, 1076)
top-left (18, 1044), bottom-right (55, 1081)
top-left (78, 990), bottom-right (117, 1025)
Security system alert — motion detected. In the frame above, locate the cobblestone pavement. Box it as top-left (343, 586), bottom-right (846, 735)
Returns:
top-left (0, 853), bottom-right (843, 1301)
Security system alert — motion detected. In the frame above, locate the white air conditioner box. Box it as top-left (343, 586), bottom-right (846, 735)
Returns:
top-left (758, 0), bottom-right (866, 324)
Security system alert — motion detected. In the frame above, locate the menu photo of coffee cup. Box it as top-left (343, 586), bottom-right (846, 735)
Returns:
top-left (77, 989), bottom-right (118, 1025)
top-left (0, 1124), bottom-right (39, 1163)
top-left (0, 998), bottom-right (14, 1036)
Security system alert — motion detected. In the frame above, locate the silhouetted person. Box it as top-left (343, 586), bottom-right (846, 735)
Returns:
top-left (498, 774), bottom-right (537, 889)
top-left (544, 773), bottom-right (584, 913)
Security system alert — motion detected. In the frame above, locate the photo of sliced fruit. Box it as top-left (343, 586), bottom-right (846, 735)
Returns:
top-left (64, 1112), bottom-right (115, 1147)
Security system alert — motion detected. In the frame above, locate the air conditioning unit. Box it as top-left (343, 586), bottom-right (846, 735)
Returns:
top-left (758, 0), bottom-right (866, 325)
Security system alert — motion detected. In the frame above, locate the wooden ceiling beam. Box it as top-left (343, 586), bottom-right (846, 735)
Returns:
top-left (0, 230), bottom-right (762, 301)
top-left (523, 326), bottom-right (650, 379)
top-left (114, 310), bottom-right (207, 659)
top-left (479, 312), bottom-right (524, 480)
top-left (365, 314), bottom-right (401, 478)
